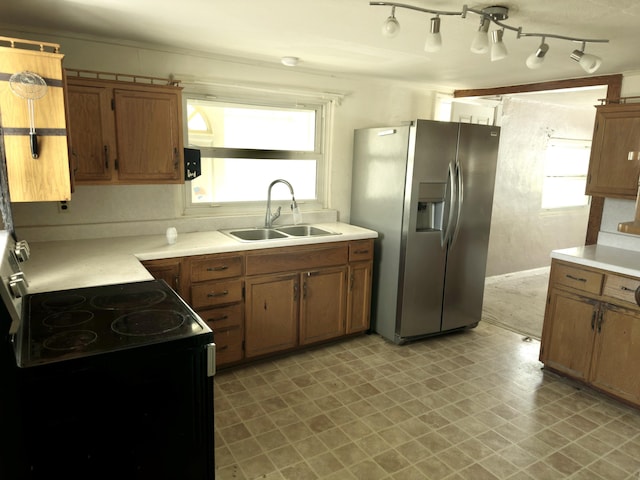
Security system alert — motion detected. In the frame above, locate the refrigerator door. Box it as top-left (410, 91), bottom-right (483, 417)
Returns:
top-left (397, 120), bottom-right (459, 340)
top-left (442, 123), bottom-right (500, 331)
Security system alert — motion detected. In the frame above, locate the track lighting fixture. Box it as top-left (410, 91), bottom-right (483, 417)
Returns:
top-left (424, 16), bottom-right (442, 52)
top-left (371, 2), bottom-right (608, 72)
top-left (526, 39), bottom-right (549, 69)
top-left (490, 29), bottom-right (508, 61)
top-left (570, 42), bottom-right (602, 74)
top-left (381, 6), bottom-right (400, 38)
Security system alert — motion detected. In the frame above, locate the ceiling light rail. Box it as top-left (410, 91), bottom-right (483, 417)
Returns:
top-left (370, 2), bottom-right (609, 72)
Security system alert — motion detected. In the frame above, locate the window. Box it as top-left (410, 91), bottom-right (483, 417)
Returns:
top-left (541, 138), bottom-right (591, 209)
top-left (184, 96), bottom-right (324, 212)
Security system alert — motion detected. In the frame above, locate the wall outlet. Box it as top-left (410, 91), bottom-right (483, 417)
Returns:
top-left (58, 201), bottom-right (70, 213)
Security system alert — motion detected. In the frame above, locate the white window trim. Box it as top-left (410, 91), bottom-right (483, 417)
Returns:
top-left (180, 83), bottom-right (341, 217)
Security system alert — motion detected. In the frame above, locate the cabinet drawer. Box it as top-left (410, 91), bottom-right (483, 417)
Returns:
top-left (552, 263), bottom-right (603, 295)
top-left (349, 239), bottom-right (374, 262)
top-left (603, 274), bottom-right (640, 306)
top-left (191, 254), bottom-right (243, 282)
top-left (246, 243), bottom-right (348, 276)
top-left (199, 304), bottom-right (244, 366)
top-left (191, 279), bottom-right (243, 309)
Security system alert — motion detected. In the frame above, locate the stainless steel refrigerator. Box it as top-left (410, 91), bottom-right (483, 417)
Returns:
top-left (350, 119), bottom-right (500, 344)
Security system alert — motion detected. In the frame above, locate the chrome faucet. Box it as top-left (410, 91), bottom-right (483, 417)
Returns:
top-left (265, 179), bottom-right (298, 228)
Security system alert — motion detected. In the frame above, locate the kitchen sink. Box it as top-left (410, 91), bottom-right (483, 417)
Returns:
top-left (275, 225), bottom-right (334, 237)
top-left (225, 228), bottom-right (287, 241)
top-left (222, 225), bottom-right (340, 242)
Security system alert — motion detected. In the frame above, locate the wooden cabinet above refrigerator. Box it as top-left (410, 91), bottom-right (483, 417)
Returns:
top-left (0, 36), bottom-right (71, 202)
top-left (65, 70), bottom-right (185, 185)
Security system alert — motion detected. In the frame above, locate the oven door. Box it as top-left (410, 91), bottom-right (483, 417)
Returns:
top-left (14, 340), bottom-right (214, 480)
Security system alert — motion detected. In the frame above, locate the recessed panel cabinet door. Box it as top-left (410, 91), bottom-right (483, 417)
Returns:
top-left (245, 273), bottom-right (298, 358)
top-left (114, 89), bottom-right (182, 182)
top-left (590, 305), bottom-right (640, 404)
top-left (586, 105), bottom-right (640, 198)
top-left (300, 266), bottom-right (347, 345)
top-left (542, 289), bottom-right (598, 381)
top-left (66, 83), bottom-right (114, 182)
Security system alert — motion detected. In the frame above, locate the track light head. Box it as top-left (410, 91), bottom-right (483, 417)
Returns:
top-left (490, 29), bottom-right (508, 61)
top-left (382, 6), bottom-right (400, 38)
top-left (470, 17), bottom-right (490, 54)
top-left (424, 16), bottom-right (442, 52)
top-left (570, 45), bottom-right (602, 73)
top-left (526, 42), bottom-right (549, 69)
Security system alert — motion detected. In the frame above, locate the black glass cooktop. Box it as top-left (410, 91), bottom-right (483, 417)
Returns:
top-left (16, 280), bottom-right (210, 367)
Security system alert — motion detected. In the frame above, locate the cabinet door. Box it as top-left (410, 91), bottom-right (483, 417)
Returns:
top-left (245, 273), bottom-right (298, 357)
top-left (141, 258), bottom-right (184, 297)
top-left (66, 83), bottom-right (115, 182)
top-left (113, 89), bottom-right (183, 183)
top-left (541, 289), bottom-right (598, 381)
top-left (586, 105), bottom-right (640, 198)
top-left (300, 266), bottom-right (347, 345)
top-left (346, 261), bottom-right (372, 334)
top-left (590, 304), bottom-right (640, 404)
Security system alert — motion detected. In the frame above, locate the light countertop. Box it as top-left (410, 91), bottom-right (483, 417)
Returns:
top-left (22, 223), bottom-right (378, 294)
top-left (551, 244), bottom-right (640, 278)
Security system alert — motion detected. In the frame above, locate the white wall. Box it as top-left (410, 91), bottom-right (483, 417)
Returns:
top-left (10, 33), bottom-right (440, 241)
top-left (485, 97), bottom-right (595, 276)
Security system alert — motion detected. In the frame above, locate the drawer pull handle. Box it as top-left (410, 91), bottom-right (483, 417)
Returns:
top-left (207, 266), bottom-right (229, 272)
top-left (565, 274), bottom-right (587, 283)
top-left (620, 286), bottom-right (635, 292)
top-left (208, 314), bottom-right (229, 322)
top-left (354, 249), bottom-right (369, 254)
top-left (218, 345), bottom-right (229, 352)
top-left (212, 325), bottom-right (239, 334)
top-left (207, 290), bottom-right (229, 298)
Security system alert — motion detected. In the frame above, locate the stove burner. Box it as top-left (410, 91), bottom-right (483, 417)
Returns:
top-left (43, 330), bottom-right (98, 351)
top-left (112, 310), bottom-right (186, 336)
top-left (43, 310), bottom-right (94, 328)
top-left (42, 294), bottom-right (87, 311)
top-left (90, 289), bottom-right (167, 310)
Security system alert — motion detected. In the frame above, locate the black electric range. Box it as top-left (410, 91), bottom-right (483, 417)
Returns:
top-left (16, 279), bottom-right (212, 368)
top-left (6, 279), bottom-right (216, 480)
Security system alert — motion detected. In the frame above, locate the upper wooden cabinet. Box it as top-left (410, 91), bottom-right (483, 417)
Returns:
top-left (65, 71), bottom-right (184, 185)
top-left (0, 37), bottom-right (71, 202)
top-left (586, 103), bottom-right (640, 199)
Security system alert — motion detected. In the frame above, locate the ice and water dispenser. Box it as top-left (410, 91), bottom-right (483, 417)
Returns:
top-left (416, 182), bottom-right (446, 232)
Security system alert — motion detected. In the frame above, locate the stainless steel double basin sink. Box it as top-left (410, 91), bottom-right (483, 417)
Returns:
top-left (222, 225), bottom-right (340, 242)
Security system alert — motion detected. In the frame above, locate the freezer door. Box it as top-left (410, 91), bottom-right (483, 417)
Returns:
top-left (442, 123), bottom-right (500, 331)
top-left (397, 120), bottom-right (459, 339)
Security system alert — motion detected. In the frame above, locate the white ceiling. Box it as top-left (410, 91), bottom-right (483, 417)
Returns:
top-left (0, 0), bottom-right (637, 92)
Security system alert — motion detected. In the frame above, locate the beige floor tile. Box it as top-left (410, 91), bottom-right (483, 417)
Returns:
top-left (214, 270), bottom-right (640, 480)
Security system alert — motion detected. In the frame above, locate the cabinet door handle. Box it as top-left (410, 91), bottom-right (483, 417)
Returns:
top-left (303, 281), bottom-right (307, 299)
top-left (207, 265), bottom-right (229, 272)
top-left (591, 310), bottom-right (597, 330)
top-left (565, 274), bottom-right (587, 283)
top-left (103, 145), bottom-right (109, 169)
top-left (597, 310), bottom-right (604, 333)
top-left (174, 147), bottom-right (180, 170)
top-left (293, 282), bottom-right (298, 301)
top-left (207, 290), bottom-right (229, 298)
top-left (636, 285), bottom-right (640, 306)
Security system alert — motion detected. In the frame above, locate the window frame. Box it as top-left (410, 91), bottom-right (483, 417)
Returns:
top-left (181, 91), bottom-right (329, 216)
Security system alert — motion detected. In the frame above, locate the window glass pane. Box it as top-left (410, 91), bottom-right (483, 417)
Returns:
top-left (187, 100), bottom-right (316, 151)
top-left (541, 138), bottom-right (590, 209)
top-left (190, 158), bottom-right (317, 203)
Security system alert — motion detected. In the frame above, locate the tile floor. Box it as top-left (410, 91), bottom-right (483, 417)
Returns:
top-left (214, 322), bottom-right (640, 479)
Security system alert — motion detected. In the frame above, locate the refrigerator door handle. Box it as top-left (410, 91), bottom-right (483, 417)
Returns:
top-left (450, 161), bottom-right (464, 248)
top-left (442, 161), bottom-right (457, 247)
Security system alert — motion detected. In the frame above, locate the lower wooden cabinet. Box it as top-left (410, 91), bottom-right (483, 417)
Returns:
top-left (142, 238), bottom-right (374, 369)
top-left (540, 259), bottom-right (640, 406)
top-left (245, 273), bottom-right (299, 357)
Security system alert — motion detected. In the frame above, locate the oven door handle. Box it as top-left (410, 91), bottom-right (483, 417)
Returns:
top-left (206, 343), bottom-right (216, 377)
